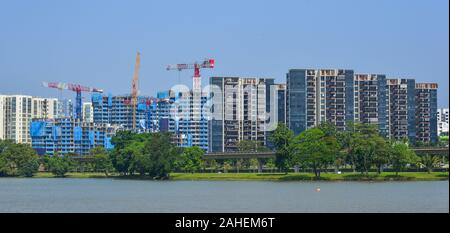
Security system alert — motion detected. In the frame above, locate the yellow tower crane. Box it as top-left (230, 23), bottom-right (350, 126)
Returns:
top-left (131, 52), bottom-right (141, 130)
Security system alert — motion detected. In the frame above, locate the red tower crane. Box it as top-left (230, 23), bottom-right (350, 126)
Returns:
top-left (42, 81), bottom-right (103, 120)
top-left (166, 58), bottom-right (215, 90)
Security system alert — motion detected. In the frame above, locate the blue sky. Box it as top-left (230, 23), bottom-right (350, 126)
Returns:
top-left (0, 0), bottom-right (448, 107)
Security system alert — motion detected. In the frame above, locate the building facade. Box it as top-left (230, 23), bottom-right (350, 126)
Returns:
top-left (91, 94), bottom-right (152, 131)
top-left (208, 77), bottom-right (275, 152)
top-left (286, 69), bottom-right (354, 135)
top-left (353, 74), bottom-right (388, 136)
top-left (385, 79), bottom-right (416, 142)
top-left (285, 70), bottom-right (438, 144)
top-left (415, 83), bottom-right (438, 143)
top-left (82, 102), bottom-right (94, 123)
top-left (58, 99), bottom-right (74, 118)
top-left (437, 108), bottom-right (449, 136)
top-left (0, 95), bottom-right (7, 140)
top-left (31, 118), bottom-right (116, 156)
top-left (0, 95), bottom-right (58, 144)
top-left (274, 84), bottom-right (287, 124)
top-left (33, 97), bottom-right (58, 119)
top-left (168, 89), bottom-right (209, 150)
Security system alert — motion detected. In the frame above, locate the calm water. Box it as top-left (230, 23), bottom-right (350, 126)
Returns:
top-left (0, 178), bottom-right (448, 213)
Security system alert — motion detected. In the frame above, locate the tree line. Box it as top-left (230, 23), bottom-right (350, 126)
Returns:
top-left (0, 122), bottom-right (448, 178)
top-left (270, 122), bottom-right (446, 177)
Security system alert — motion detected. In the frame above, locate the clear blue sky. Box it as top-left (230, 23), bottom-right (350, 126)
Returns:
top-left (0, 0), bottom-right (448, 107)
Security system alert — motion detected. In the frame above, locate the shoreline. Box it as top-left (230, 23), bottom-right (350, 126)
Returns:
top-left (6, 171), bottom-right (448, 182)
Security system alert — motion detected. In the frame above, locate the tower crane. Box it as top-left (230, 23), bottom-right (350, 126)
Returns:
top-left (166, 58), bottom-right (214, 147)
top-left (42, 81), bottom-right (103, 120)
top-left (166, 58), bottom-right (214, 90)
top-left (130, 52), bottom-right (141, 130)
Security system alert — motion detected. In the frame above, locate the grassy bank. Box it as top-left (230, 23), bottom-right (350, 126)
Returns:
top-left (30, 171), bottom-right (449, 181)
top-left (33, 172), bottom-right (114, 179)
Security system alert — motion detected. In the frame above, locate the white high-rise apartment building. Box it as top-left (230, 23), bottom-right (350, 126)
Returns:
top-left (3, 95), bottom-right (33, 143)
top-left (437, 108), bottom-right (449, 136)
top-left (209, 77), bottom-right (275, 152)
top-left (0, 95), bottom-right (58, 144)
top-left (0, 95), bottom-right (7, 140)
top-left (82, 102), bottom-right (93, 123)
top-left (33, 97), bottom-right (58, 119)
top-left (58, 99), bottom-right (73, 118)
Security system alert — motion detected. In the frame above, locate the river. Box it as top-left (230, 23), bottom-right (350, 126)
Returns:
top-left (0, 178), bottom-right (448, 213)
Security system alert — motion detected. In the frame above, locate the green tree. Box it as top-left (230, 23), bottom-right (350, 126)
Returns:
top-left (318, 122), bottom-right (344, 172)
top-left (290, 128), bottom-right (339, 177)
top-left (47, 154), bottom-right (74, 177)
top-left (110, 147), bottom-right (135, 175)
top-left (372, 136), bottom-right (390, 174)
top-left (110, 130), bottom-right (138, 149)
top-left (18, 155), bottom-right (40, 177)
top-left (334, 151), bottom-right (346, 172)
top-left (337, 122), bottom-right (357, 172)
top-left (340, 123), bottom-right (388, 175)
top-left (352, 137), bottom-right (374, 175)
top-left (204, 159), bottom-right (219, 171)
top-left (110, 132), bottom-right (148, 175)
top-left (128, 142), bottom-right (147, 175)
top-left (176, 146), bottom-right (205, 173)
top-left (143, 133), bottom-right (181, 179)
top-left (237, 140), bottom-right (269, 152)
top-left (222, 161), bottom-right (232, 173)
top-left (0, 140), bottom-right (40, 177)
top-left (249, 158), bottom-right (259, 170)
top-left (269, 123), bottom-right (294, 172)
top-left (90, 147), bottom-right (113, 177)
top-left (389, 141), bottom-right (419, 175)
top-left (419, 154), bottom-right (441, 174)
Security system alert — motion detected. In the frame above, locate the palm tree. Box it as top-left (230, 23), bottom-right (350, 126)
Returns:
top-left (420, 154), bottom-right (441, 174)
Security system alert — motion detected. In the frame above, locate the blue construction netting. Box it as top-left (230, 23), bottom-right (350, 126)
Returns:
top-left (92, 93), bottom-right (103, 104)
top-left (108, 93), bottom-right (113, 107)
top-left (52, 126), bottom-right (61, 140)
top-left (104, 137), bottom-right (114, 150)
top-left (174, 118), bottom-right (179, 131)
top-left (88, 131), bottom-right (95, 145)
top-left (157, 91), bottom-right (169, 99)
top-left (30, 121), bottom-right (46, 137)
top-left (151, 102), bottom-right (157, 110)
top-left (137, 103), bottom-right (147, 111)
top-left (74, 127), bottom-right (82, 141)
top-left (187, 134), bottom-right (193, 147)
top-left (138, 119), bottom-right (146, 129)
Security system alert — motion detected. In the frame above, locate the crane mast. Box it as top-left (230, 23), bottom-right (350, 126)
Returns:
top-left (166, 59), bottom-right (214, 146)
top-left (131, 52), bottom-right (141, 130)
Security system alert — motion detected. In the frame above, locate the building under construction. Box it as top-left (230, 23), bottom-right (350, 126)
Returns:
top-left (30, 118), bottom-right (116, 156)
top-left (151, 89), bottom-right (209, 150)
top-left (91, 94), bottom-right (154, 131)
